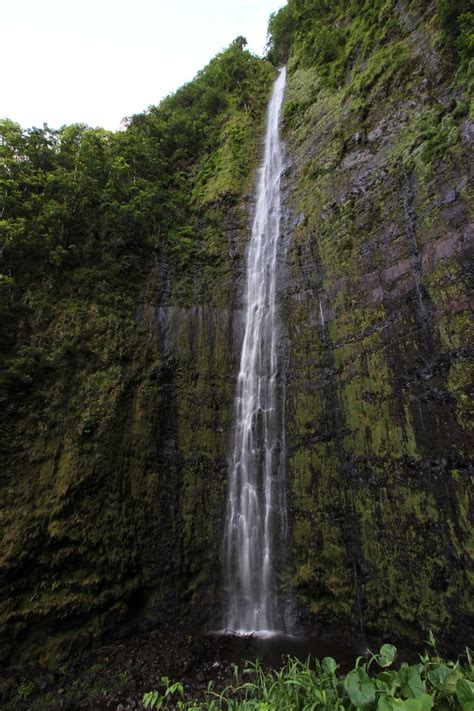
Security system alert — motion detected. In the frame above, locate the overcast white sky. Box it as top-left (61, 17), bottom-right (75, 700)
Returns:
top-left (2, 0), bottom-right (287, 131)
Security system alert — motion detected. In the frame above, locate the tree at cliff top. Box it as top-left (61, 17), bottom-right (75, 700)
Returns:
top-left (0, 40), bottom-right (273, 401)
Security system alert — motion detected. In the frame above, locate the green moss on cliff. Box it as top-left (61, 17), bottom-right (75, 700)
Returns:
top-left (1, 0), bottom-right (472, 668)
top-left (0, 40), bottom-right (273, 666)
top-left (279, 0), bottom-right (473, 644)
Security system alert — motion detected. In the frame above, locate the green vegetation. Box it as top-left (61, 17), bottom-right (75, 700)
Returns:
top-left (1, 0), bottom-right (472, 671)
top-left (0, 38), bottom-right (272, 415)
top-left (265, 0), bottom-right (472, 646)
top-left (0, 38), bottom-right (272, 287)
top-left (0, 38), bottom-right (273, 667)
top-left (436, 0), bottom-right (472, 48)
top-left (143, 642), bottom-right (474, 710)
top-left (266, 0), bottom-right (473, 94)
top-left (267, 0), bottom-right (403, 85)
top-left (390, 108), bottom-right (460, 175)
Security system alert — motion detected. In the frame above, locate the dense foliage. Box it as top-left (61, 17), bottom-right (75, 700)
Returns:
top-left (265, 0), bottom-right (472, 189)
top-left (143, 641), bottom-right (474, 710)
top-left (0, 40), bottom-right (273, 402)
top-left (266, 0), bottom-right (473, 87)
top-left (1, 39), bottom-right (271, 279)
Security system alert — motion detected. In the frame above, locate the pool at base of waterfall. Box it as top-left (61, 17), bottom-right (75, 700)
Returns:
top-left (208, 624), bottom-right (365, 670)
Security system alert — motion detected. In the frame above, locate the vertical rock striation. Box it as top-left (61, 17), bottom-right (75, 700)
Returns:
top-left (278, 1), bottom-right (473, 647)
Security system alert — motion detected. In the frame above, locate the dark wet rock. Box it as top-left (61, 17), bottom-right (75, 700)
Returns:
top-left (280, 10), bottom-right (473, 651)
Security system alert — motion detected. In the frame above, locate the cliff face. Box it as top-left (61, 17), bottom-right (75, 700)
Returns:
top-left (0, 46), bottom-right (273, 665)
top-left (0, 3), bottom-right (472, 665)
top-left (0, 214), bottom-right (247, 665)
top-left (279, 1), bottom-right (473, 645)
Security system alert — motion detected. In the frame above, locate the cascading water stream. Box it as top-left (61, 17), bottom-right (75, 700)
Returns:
top-left (222, 67), bottom-right (287, 636)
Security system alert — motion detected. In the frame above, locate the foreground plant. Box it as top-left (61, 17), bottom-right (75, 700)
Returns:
top-left (142, 639), bottom-right (474, 710)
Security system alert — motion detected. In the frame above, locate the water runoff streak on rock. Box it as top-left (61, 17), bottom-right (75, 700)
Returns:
top-left (222, 67), bottom-right (287, 636)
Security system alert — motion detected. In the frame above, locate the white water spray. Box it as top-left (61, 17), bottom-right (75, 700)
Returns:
top-left (222, 68), bottom-right (287, 635)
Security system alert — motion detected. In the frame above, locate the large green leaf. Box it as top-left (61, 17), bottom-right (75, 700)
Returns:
top-left (456, 678), bottom-right (474, 711)
top-left (427, 664), bottom-right (452, 690)
top-left (379, 645), bottom-right (397, 668)
top-left (402, 668), bottom-right (426, 699)
top-left (418, 694), bottom-right (434, 710)
top-left (322, 656), bottom-right (338, 674)
top-left (345, 668), bottom-right (376, 707)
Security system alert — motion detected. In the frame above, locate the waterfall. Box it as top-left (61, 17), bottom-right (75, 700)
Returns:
top-left (222, 67), bottom-right (287, 635)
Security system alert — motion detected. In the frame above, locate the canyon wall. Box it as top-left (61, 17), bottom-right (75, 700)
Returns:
top-left (0, 2), bottom-right (472, 665)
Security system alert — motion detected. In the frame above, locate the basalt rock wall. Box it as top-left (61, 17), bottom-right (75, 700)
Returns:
top-left (0, 3), bottom-right (472, 668)
top-left (280, 2), bottom-right (473, 647)
top-left (0, 207), bottom-right (251, 665)
top-left (0, 44), bottom-right (275, 666)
